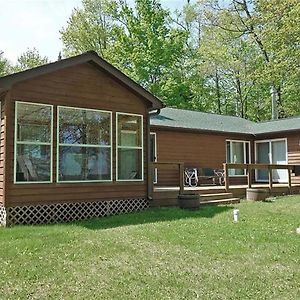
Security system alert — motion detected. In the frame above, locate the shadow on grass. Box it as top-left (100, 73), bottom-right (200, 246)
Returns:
top-left (73, 205), bottom-right (233, 231)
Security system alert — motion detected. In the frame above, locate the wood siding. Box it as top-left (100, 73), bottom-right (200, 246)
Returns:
top-left (287, 132), bottom-right (300, 184)
top-left (0, 94), bottom-right (5, 204)
top-left (5, 62), bottom-right (150, 207)
top-left (152, 127), bottom-right (253, 186)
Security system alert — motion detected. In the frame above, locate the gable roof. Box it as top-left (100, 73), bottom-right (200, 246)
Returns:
top-left (0, 51), bottom-right (164, 110)
top-left (150, 107), bottom-right (300, 136)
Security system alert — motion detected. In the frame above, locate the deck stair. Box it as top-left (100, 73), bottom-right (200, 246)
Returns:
top-left (200, 192), bottom-right (240, 206)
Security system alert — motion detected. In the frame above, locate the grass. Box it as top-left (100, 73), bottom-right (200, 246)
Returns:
top-left (0, 196), bottom-right (299, 300)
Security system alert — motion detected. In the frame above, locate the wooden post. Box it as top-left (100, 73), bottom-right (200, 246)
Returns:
top-left (288, 166), bottom-right (292, 194)
top-left (247, 165), bottom-right (252, 188)
top-left (223, 163), bottom-right (229, 192)
top-left (179, 163), bottom-right (184, 194)
top-left (268, 166), bottom-right (273, 191)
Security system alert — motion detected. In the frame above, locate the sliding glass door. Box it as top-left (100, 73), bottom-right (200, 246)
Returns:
top-left (255, 139), bottom-right (288, 182)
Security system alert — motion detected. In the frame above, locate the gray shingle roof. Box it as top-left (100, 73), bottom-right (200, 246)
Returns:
top-left (150, 107), bottom-right (300, 135)
top-left (253, 117), bottom-right (300, 134)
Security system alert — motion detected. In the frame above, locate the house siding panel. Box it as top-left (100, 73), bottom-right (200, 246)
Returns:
top-left (0, 94), bottom-right (5, 204)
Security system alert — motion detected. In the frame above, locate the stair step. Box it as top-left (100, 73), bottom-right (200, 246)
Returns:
top-left (200, 198), bottom-right (240, 206)
top-left (200, 193), bottom-right (233, 201)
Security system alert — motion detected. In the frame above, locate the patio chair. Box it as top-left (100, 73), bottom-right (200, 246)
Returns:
top-left (213, 169), bottom-right (225, 185)
top-left (184, 168), bottom-right (199, 187)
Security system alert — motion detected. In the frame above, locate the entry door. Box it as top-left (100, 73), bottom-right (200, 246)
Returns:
top-left (256, 139), bottom-right (288, 182)
top-left (150, 133), bottom-right (157, 183)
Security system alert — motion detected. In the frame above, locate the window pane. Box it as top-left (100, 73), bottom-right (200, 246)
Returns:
top-left (16, 144), bottom-right (51, 182)
top-left (118, 148), bottom-right (142, 180)
top-left (118, 114), bottom-right (142, 147)
top-left (59, 107), bottom-right (111, 145)
top-left (59, 146), bottom-right (111, 181)
top-left (17, 102), bottom-right (52, 143)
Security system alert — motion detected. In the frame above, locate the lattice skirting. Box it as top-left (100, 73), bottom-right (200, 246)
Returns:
top-left (0, 204), bottom-right (6, 226)
top-left (5, 198), bottom-right (149, 226)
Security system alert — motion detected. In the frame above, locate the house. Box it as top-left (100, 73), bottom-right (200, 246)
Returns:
top-left (150, 107), bottom-right (300, 188)
top-left (0, 52), bottom-right (299, 225)
top-left (0, 51), bottom-right (164, 225)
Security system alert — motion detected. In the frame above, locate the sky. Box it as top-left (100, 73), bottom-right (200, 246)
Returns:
top-left (0, 0), bottom-right (187, 64)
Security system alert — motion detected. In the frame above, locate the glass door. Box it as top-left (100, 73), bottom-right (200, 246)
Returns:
top-left (256, 142), bottom-right (270, 181)
top-left (255, 139), bottom-right (287, 182)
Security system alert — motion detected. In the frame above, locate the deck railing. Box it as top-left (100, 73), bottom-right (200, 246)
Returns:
top-left (148, 161), bottom-right (184, 199)
top-left (223, 163), bottom-right (294, 192)
top-left (149, 162), bottom-right (296, 197)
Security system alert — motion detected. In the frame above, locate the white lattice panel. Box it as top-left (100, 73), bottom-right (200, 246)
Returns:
top-left (7, 198), bottom-right (149, 225)
top-left (0, 204), bottom-right (6, 226)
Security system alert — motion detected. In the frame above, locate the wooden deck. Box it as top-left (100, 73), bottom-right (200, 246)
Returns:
top-left (151, 183), bottom-right (300, 207)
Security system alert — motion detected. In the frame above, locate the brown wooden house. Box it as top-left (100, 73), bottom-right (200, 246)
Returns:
top-left (0, 52), bottom-right (299, 225)
top-left (150, 108), bottom-right (300, 187)
top-left (0, 51), bottom-right (164, 225)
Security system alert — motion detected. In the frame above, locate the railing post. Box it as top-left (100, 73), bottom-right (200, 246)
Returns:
top-left (268, 166), bottom-right (273, 191)
top-left (179, 163), bottom-right (184, 194)
top-left (247, 164), bottom-right (252, 188)
top-left (223, 163), bottom-right (229, 192)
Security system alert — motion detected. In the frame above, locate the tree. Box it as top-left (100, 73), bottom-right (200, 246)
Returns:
top-left (61, 0), bottom-right (191, 106)
top-left (60, 0), bottom-right (114, 58)
top-left (200, 0), bottom-right (300, 119)
top-left (13, 48), bottom-right (49, 72)
top-left (0, 51), bottom-right (11, 77)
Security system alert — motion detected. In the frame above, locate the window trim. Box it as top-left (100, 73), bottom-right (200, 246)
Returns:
top-left (57, 105), bottom-right (113, 183)
top-left (226, 139), bottom-right (251, 177)
top-left (116, 112), bottom-right (144, 182)
top-left (14, 101), bottom-right (53, 184)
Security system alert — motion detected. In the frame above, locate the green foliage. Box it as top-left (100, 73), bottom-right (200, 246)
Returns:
top-left (13, 48), bottom-right (49, 73)
top-left (0, 51), bottom-right (11, 77)
top-left (60, 0), bottom-right (300, 120)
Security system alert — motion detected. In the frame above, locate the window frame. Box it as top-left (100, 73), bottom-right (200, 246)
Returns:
top-left (116, 112), bottom-right (144, 182)
top-left (14, 101), bottom-right (53, 184)
top-left (57, 105), bottom-right (113, 183)
top-left (226, 139), bottom-right (251, 177)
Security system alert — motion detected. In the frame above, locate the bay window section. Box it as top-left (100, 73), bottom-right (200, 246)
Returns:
top-left (58, 106), bottom-right (112, 182)
top-left (226, 140), bottom-right (250, 176)
top-left (117, 113), bottom-right (143, 181)
top-left (15, 102), bottom-right (53, 183)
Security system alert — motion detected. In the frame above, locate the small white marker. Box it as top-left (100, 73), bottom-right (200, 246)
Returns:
top-left (233, 209), bottom-right (239, 222)
top-left (296, 228), bottom-right (300, 235)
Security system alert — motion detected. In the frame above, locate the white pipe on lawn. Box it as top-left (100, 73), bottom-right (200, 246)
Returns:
top-left (233, 209), bottom-right (239, 222)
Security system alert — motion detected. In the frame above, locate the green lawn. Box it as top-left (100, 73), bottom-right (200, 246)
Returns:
top-left (0, 196), bottom-right (299, 300)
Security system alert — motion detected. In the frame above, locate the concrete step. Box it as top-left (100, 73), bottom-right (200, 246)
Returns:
top-left (200, 192), bottom-right (233, 201)
top-left (200, 198), bottom-right (240, 206)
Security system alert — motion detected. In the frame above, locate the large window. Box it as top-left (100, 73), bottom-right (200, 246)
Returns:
top-left (14, 102), bottom-right (53, 183)
top-left (226, 140), bottom-right (250, 176)
top-left (117, 113), bottom-right (143, 181)
top-left (58, 106), bottom-right (112, 182)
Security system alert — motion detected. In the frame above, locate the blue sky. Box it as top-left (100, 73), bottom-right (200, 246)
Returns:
top-left (0, 0), bottom-right (188, 64)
